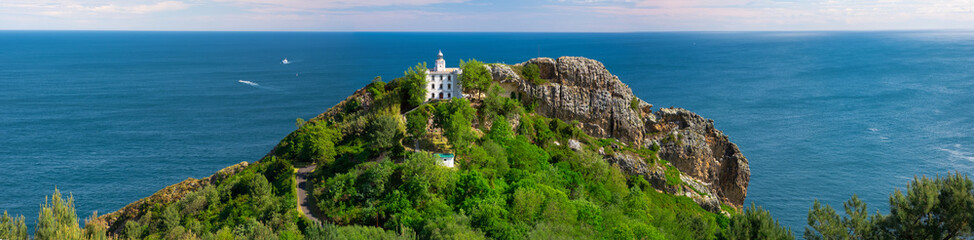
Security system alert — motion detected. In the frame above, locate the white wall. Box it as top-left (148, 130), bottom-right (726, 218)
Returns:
top-left (426, 71), bottom-right (462, 101)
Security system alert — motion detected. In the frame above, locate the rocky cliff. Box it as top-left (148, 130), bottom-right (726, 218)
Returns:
top-left (487, 57), bottom-right (750, 209)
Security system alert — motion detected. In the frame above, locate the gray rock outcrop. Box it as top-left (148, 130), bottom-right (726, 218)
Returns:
top-left (488, 57), bottom-right (750, 209)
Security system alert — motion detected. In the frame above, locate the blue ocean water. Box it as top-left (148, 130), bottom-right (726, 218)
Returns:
top-left (1, 31), bottom-right (973, 234)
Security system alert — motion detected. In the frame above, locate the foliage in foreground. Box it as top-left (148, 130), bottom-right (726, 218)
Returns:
top-left (805, 173), bottom-right (974, 240)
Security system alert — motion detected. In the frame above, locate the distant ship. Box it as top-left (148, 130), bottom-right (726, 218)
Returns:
top-left (282, 58), bottom-right (290, 64)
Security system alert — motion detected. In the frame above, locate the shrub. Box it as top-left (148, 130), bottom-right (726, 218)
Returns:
top-left (368, 114), bottom-right (402, 151)
top-left (522, 63), bottom-right (542, 85)
top-left (276, 122), bottom-right (342, 165)
top-left (664, 165), bottom-right (683, 187)
top-left (423, 213), bottom-right (487, 240)
top-left (727, 203), bottom-right (794, 240)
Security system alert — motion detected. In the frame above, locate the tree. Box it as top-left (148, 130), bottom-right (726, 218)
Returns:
top-left (368, 76), bottom-right (386, 97)
top-left (480, 84), bottom-right (522, 125)
top-left (124, 220), bottom-right (144, 240)
top-left (423, 213), bottom-right (487, 240)
top-left (368, 114), bottom-right (402, 151)
top-left (804, 173), bottom-right (974, 240)
top-left (406, 105), bottom-right (430, 137)
top-left (505, 136), bottom-right (549, 173)
top-left (459, 59), bottom-right (491, 96)
top-left (0, 211), bottom-right (28, 240)
top-left (883, 173), bottom-right (974, 239)
top-left (522, 63), bottom-right (541, 85)
top-left (727, 203), bottom-right (794, 240)
top-left (433, 99), bottom-right (476, 153)
top-left (276, 122), bottom-right (342, 165)
top-left (35, 188), bottom-right (83, 240)
top-left (406, 105), bottom-right (431, 148)
top-left (83, 212), bottom-right (109, 240)
top-left (401, 62), bottom-right (428, 108)
top-left (249, 174), bottom-right (274, 214)
top-left (161, 204), bottom-right (180, 233)
top-left (485, 116), bottom-right (513, 144)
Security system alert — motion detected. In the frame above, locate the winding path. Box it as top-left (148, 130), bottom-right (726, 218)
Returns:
top-left (295, 164), bottom-right (320, 223)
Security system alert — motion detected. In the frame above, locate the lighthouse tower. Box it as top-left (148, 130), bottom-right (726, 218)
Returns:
top-left (425, 51), bottom-right (463, 101)
top-left (434, 50), bottom-right (446, 71)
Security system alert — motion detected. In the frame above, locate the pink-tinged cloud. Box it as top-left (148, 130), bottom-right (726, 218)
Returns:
top-left (88, 1), bottom-right (189, 14)
top-left (632, 0), bottom-right (757, 8)
top-left (213, 0), bottom-right (469, 10)
top-left (1, 0), bottom-right (974, 31)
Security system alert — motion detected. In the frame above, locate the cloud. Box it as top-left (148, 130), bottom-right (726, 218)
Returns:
top-left (1, 0), bottom-right (973, 31)
top-left (550, 0), bottom-right (974, 30)
top-left (89, 1), bottom-right (189, 14)
top-left (0, 1), bottom-right (190, 16)
top-left (213, 0), bottom-right (468, 12)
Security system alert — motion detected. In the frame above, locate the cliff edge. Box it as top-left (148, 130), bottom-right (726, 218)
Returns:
top-left (487, 57), bottom-right (749, 209)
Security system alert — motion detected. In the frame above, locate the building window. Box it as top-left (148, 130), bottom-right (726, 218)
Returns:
top-left (448, 84), bottom-right (451, 89)
top-left (448, 75), bottom-right (452, 81)
top-left (439, 84), bottom-right (443, 89)
top-left (439, 93), bottom-right (443, 99)
top-left (448, 93), bottom-right (451, 98)
top-left (431, 93), bottom-right (435, 99)
top-left (431, 84), bottom-right (435, 89)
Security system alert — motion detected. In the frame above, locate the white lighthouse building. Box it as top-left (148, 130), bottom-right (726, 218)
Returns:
top-left (426, 51), bottom-right (463, 101)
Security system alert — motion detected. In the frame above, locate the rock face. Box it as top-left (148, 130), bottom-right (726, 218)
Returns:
top-left (491, 57), bottom-right (649, 145)
top-left (488, 57), bottom-right (750, 209)
top-left (654, 108), bottom-right (750, 207)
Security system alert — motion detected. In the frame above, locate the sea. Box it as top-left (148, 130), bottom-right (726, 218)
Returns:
top-left (1, 31), bottom-right (973, 235)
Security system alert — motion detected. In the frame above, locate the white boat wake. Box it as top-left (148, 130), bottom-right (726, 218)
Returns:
top-left (238, 80), bottom-right (283, 92)
top-left (238, 80), bottom-right (260, 87)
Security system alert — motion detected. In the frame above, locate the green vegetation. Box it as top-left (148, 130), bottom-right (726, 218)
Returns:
top-left (368, 114), bottom-right (403, 152)
top-left (405, 105), bottom-right (432, 149)
top-left (726, 203), bottom-right (794, 240)
top-left (401, 62), bottom-right (429, 109)
top-left (805, 173), bottom-right (974, 240)
top-left (433, 98), bottom-right (477, 152)
top-left (664, 165), bottom-right (684, 187)
top-left (630, 98), bottom-right (640, 112)
top-left (0, 211), bottom-right (28, 240)
top-left (459, 59), bottom-right (491, 95)
top-left (8, 59), bottom-right (974, 240)
top-left (521, 64), bottom-right (543, 85)
top-left (480, 84), bottom-right (522, 126)
top-left (275, 121), bottom-right (342, 165)
top-left (294, 80), bottom-right (731, 240)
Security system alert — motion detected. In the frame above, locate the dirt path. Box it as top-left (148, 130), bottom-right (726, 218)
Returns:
top-left (295, 164), bottom-right (320, 223)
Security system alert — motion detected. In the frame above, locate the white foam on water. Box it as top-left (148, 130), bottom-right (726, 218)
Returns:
top-left (938, 144), bottom-right (974, 162)
top-left (238, 80), bottom-right (259, 87)
top-left (238, 80), bottom-right (283, 92)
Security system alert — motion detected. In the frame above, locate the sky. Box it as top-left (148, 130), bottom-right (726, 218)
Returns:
top-left (1, 0), bottom-right (973, 31)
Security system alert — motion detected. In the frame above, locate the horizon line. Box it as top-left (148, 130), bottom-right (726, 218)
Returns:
top-left (3, 28), bottom-right (974, 34)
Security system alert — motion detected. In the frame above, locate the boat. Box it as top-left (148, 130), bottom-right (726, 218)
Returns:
top-left (282, 58), bottom-right (290, 64)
